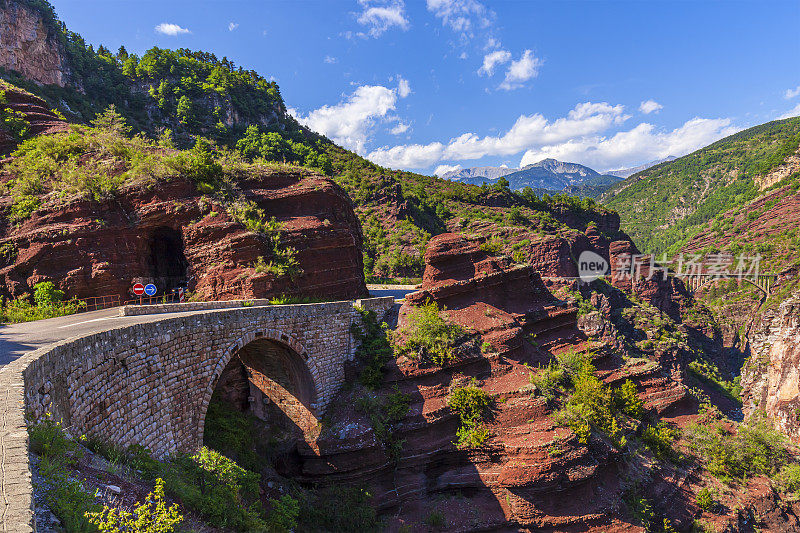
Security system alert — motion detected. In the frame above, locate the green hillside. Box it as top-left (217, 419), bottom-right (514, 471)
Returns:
top-left (602, 117), bottom-right (800, 255)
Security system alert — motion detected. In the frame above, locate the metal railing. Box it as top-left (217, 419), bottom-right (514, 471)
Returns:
top-left (71, 293), bottom-right (186, 313)
top-left (75, 294), bottom-right (121, 312)
top-left (122, 293), bottom-right (185, 306)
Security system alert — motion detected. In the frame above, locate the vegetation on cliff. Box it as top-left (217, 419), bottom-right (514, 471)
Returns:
top-left (29, 414), bottom-right (386, 532)
top-left (603, 116), bottom-right (800, 255)
top-left (1, 106), bottom-right (304, 280)
top-left (394, 301), bottom-right (465, 365)
top-left (0, 84), bottom-right (30, 141)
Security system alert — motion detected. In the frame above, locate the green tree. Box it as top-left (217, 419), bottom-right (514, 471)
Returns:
top-left (176, 95), bottom-right (194, 125)
top-left (91, 105), bottom-right (131, 136)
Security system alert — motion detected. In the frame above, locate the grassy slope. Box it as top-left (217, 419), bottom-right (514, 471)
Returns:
top-left (602, 117), bottom-right (800, 255)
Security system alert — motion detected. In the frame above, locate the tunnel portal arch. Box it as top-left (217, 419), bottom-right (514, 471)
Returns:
top-left (149, 227), bottom-right (189, 294)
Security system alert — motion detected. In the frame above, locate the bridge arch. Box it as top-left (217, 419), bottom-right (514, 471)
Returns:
top-left (196, 328), bottom-right (321, 450)
top-left (693, 275), bottom-right (772, 296)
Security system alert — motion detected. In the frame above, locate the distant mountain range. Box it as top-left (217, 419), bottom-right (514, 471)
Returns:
top-left (605, 156), bottom-right (677, 178)
top-left (440, 166), bottom-right (514, 181)
top-left (441, 157), bottom-right (678, 198)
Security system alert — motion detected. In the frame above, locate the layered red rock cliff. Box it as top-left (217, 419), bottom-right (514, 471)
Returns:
top-left (404, 233), bottom-right (581, 358)
top-left (290, 233), bottom-right (699, 530)
top-left (0, 168), bottom-right (368, 302)
top-left (0, 80), bottom-right (69, 154)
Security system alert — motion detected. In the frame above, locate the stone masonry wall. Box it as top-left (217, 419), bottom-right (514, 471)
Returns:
top-left (0, 296), bottom-right (393, 531)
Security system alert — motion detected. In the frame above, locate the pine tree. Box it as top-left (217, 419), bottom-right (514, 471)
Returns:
top-left (91, 105), bottom-right (131, 136)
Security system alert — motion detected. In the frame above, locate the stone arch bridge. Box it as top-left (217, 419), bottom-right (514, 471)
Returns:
top-left (678, 273), bottom-right (777, 295)
top-left (16, 297), bottom-right (394, 457)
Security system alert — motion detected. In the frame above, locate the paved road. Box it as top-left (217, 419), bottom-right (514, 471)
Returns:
top-left (0, 307), bottom-right (231, 367)
top-left (0, 289), bottom-right (413, 368)
top-left (368, 288), bottom-right (415, 300)
top-left (366, 284), bottom-right (416, 301)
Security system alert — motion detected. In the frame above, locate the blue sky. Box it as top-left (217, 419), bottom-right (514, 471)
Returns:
top-left (53, 0), bottom-right (800, 174)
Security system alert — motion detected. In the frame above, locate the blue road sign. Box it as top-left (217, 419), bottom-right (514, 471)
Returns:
top-left (144, 283), bottom-right (157, 296)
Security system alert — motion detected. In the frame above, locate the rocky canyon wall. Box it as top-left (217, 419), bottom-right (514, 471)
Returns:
top-left (0, 0), bottom-right (68, 86)
top-left (741, 290), bottom-right (800, 439)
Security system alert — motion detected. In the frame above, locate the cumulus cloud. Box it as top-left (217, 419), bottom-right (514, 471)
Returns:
top-left (785, 86), bottom-right (800, 100)
top-left (391, 122), bottom-right (410, 135)
top-left (639, 100), bottom-right (663, 114)
top-left (291, 83), bottom-right (413, 154)
top-left (478, 49), bottom-right (511, 76)
top-left (368, 101), bottom-right (627, 168)
top-left (155, 23), bottom-right (190, 36)
top-left (426, 0), bottom-right (492, 39)
top-left (779, 103), bottom-right (800, 119)
top-left (397, 77), bottom-right (411, 98)
top-left (435, 164), bottom-right (462, 176)
top-left (228, 22), bottom-right (239, 31)
top-left (366, 100), bottom-right (736, 173)
top-left (356, 0), bottom-right (409, 37)
top-left (518, 118), bottom-right (738, 170)
top-left (324, 55), bottom-right (338, 64)
top-left (499, 50), bottom-right (542, 90)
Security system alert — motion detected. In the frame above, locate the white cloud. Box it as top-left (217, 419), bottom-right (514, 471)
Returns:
top-left (356, 0), bottom-right (409, 38)
top-left (324, 55), bottom-right (338, 64)
top-left (391, 122), bottom-right (411, 135)
top-left (779, 103), bottom-right (800, 119)
top-left (426, 0), bottom-right (492, 39)
top-left (435, 164), bottom-right (461, 176)
top-left (155, 23), bottom-right (190, 36)
top-left (785, 86), bottom-right (800, 100)
top-left (397, 77), bottom-right (411, 98)
top-left (368, 101), bottom-right (627, 168)
top-left (228, 22), bottom-right (239, 31)
top-left (639, 100), bottom-right (663, 114)
top-left (499, 50), bottom-right (542, 91)
top-left (366, 100), bottom-right (736, 173)
top-left (478, 49), bottom-right (511, 76)
top-left (518, 117), bottom-right (737, 170)
top-left (291, 84), bottom-right (407, 154)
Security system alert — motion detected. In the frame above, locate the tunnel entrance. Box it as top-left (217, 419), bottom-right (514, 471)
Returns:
top-left (149, 227), bottom-right (189, 294)
top-left (204, 338), bottom-right (318, 474)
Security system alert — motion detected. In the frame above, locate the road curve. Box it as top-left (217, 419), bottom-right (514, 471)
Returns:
top-left (0, 307), bottom-right (244, 368)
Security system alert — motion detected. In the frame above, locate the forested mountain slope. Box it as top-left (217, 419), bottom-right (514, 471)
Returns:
top-left (602, 117), bottom-right (800, 255)
top-left (1, 0), bottom-right (624, 281)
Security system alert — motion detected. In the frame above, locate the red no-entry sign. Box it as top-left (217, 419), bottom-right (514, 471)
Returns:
top-left (132, 283), bottom-right (145, 296)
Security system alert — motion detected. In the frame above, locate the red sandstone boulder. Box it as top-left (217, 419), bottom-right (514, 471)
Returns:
top-left (402, 233), bottom-right (582, 359)
top-left (609, 239), bottom-right (692, 321)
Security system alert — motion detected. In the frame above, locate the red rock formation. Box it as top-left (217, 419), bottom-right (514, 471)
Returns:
top-left (290, 234), bottom-right (636, 530)
top-left (0, 80), bottom-right (68, 155)
top-left (0, 170), bottom-right (368, 301)
top-left (609, 239), bottom-right (692, 321)
top-left (404, 233), bottom-right (581, 357)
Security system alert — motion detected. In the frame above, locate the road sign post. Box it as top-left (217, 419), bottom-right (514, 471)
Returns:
top-left (132, 283), bottom-right (145, 305)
